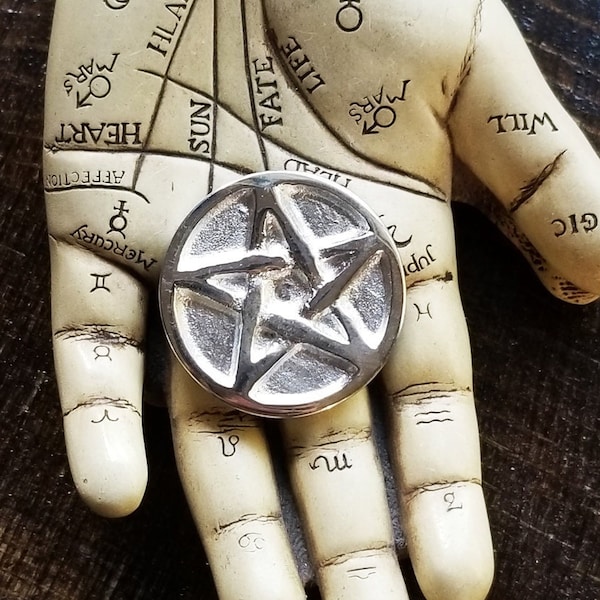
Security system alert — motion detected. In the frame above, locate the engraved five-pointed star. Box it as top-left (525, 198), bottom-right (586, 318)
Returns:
top-left (173, 184), bottom-right (384, 395)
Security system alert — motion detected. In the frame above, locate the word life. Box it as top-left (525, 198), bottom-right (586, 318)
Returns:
top-left (280, 36), bottom-right (326, 94)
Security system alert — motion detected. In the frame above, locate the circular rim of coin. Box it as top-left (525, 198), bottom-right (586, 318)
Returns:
top-left (159, 171), bottom-right (405, 418)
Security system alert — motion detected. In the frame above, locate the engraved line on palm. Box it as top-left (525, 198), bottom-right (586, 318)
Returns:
top-left (172, 184), bottom-right (386, 397)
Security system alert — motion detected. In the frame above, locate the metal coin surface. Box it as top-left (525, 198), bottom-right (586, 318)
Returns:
top-left (160, 172), bottom-right (405, 417)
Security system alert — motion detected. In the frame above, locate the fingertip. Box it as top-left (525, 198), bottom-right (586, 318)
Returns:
top-left (75, 469), bottom-right (147, 519)
top-left (407, 485), bottom-right (494, 600)
top-left (415, 550), bottom-right (494, 600)
top-left (64, 411), bottom-right (148, 518)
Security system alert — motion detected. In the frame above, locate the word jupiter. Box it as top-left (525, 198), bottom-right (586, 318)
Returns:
top-left (403, 244), bottom-right (436, 276)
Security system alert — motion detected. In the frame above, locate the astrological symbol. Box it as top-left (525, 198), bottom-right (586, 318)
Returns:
top-left (64, 53), bottom-right (119, 104)
top-left (382, 220), bottom-right (412, 248)
top-left (372, 106), bottom-right (396, 130)
top-left (219, 434), bottom-right (240, 457)
top-left (309, 452), bottom-right (352, 472)
top-left (414, 409), bottom-right (453, 425)
top-left (238, 532), bottom-right (265, 552)
top-left (93, 345), bottom-right (112, 360)
top-left (76, 75), bottom-right (112, 108)
top-left (350, 83), bottom-right (411, 135)
top-left (90, 272), bottom-right (111, 293)
top-left (107, 200), bottom-right (129, 238)
top-left (443, 491), bottom-right (464, 512)
top-left (91, 408), bottom-right (119, 424)
top-left (104, 0), bottom-right (129, 9)
top-left (414, 303), bottom-right (433, 321)
top-left (347, 566), bottom-right (377, 580)
top-left (336, 0), bottom-right (363, 32)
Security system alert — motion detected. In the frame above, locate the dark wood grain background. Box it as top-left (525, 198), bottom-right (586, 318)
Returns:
top-left (0, 1), bottom-right (598, 598)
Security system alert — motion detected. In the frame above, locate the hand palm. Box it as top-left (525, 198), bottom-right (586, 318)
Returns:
top-left (44, 1), bottom-right (600, 599)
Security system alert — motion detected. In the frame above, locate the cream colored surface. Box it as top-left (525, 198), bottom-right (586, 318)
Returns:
top-left (170, 360), bottom-right (305, 600)
top-left (44, 0), bottom-right (600, 599)
top-left (283, 389), bottom-right (409, 600)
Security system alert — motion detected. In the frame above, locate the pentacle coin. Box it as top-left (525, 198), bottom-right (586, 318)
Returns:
top-left (160, 172), bottom-right (405, 418)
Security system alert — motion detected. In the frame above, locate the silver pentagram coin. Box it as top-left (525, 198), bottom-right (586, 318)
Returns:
top-left (159, 172), bottom-right (405, 417)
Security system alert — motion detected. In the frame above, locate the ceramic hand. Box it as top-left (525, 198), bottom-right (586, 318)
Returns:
top-left (44, 1), bottom-right (600, 600)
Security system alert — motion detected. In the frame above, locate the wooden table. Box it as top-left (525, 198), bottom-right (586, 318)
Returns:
top-left (0, 1), bottom-right (598, 598)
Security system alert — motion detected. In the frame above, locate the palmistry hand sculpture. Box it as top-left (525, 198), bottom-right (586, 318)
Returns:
top-left (43, 1), bottom-right (600, 599)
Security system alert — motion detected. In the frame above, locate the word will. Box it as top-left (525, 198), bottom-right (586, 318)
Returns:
top-left (487, 112), bottom-right (558, 135)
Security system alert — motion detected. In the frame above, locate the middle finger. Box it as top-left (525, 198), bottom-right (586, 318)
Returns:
top-left (282, 389), bottom-right (409, 600)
